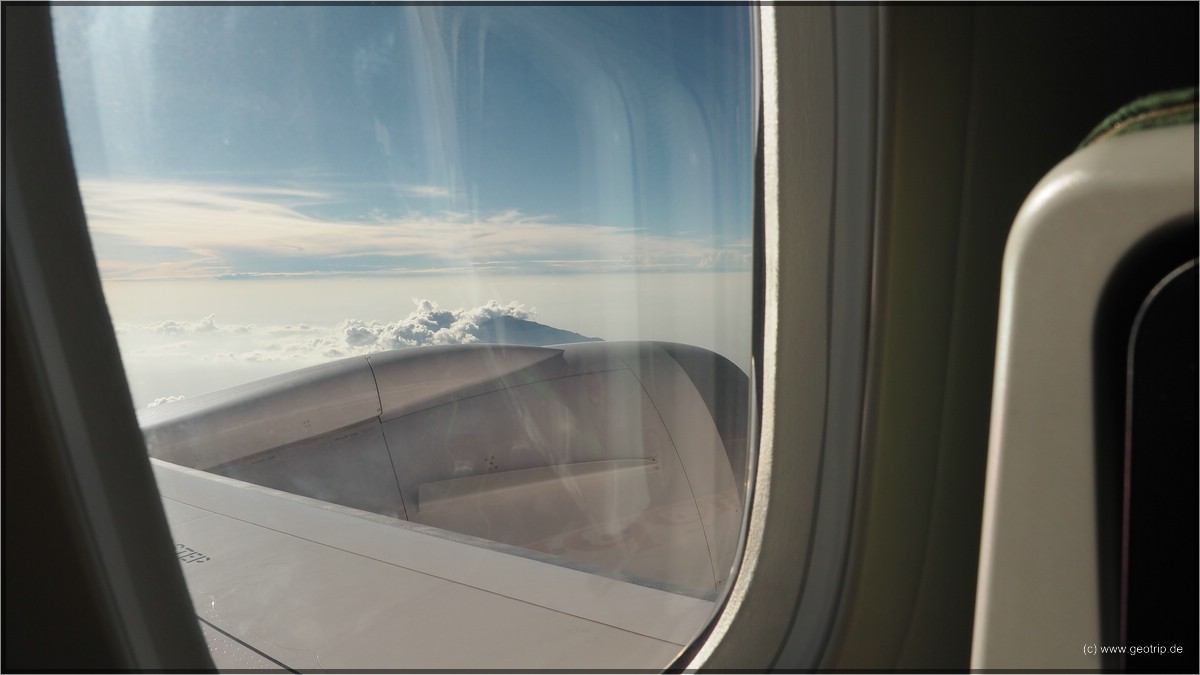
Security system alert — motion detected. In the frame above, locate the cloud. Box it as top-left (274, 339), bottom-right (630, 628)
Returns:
top-left (194, 314), bottom-right (220, 332)
top-left (697, 247), bottom-right (753, 270)
top-left (144, 314), bottom-right (252, 335)
top-left (398, 184), bottom-right (456, 199)
top-left (342, 322), bottom-right (380, 347)
top-left (78, 179), bottom-right (750, 280)
top-left (117, 299), bottom-right (579, 369)
top-left (338, 299), bottom-right (536, 349)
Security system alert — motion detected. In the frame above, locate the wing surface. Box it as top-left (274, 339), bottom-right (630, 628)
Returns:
top-left (156, 459), bottom-right (714, 670)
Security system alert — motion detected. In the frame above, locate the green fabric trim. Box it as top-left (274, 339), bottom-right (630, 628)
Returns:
top-left (1078, 87), bottom-right (1198, 150)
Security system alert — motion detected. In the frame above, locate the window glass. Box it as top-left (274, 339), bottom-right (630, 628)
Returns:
top-left (52, 5), bottom-right (755, 669)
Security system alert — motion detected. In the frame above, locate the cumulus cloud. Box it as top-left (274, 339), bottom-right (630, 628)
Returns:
top-left (194, 314), bottom-right (220, 332)
top-left (118, 300), bottom-right (586, 371)
top-left (698, 247), bottom-right (753, 270)
top-left (78, 179), bottom-right (750, 280)
top-left (337, 299), bottom-right (535, 350)
top-left (151, 320), bottom-right (187, 334)
top-left (144, 314), bottom-right (251, 334)
top-left (342, 322), bottom-right (380, 347)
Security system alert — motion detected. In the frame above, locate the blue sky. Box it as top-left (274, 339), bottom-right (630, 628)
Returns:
top-left (52, 5), bottom-right (754, 280)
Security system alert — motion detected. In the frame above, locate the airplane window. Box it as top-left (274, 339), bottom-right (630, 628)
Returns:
top-left (51, 5), bottom-right (755, 669)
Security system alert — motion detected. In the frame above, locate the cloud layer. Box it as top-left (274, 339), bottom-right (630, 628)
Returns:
top-left (331, 299), bottom-right (546, 354)
top-left (118, 299), bottom-right (598, 406)
top-left (81, 179), bottom-right (751, 280)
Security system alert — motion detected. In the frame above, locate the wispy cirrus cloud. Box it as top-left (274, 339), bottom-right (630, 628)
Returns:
top-left (397, 184), bottom-right (457, 199)
top-left (79, 179), bottom-right (750, 280)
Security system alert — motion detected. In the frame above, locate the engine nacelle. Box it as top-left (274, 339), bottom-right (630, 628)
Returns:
top-left (141, 341), bottom-right (747, 597)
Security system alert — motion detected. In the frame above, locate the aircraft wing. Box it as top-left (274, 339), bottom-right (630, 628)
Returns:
top-left (144, 341), bottom-right (747, 670)
top-left (157, 459), bottom-right (713, 670)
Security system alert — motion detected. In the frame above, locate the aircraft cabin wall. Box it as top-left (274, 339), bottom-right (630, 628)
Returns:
top-left (4, 9), bottom-right (214, 669)
top-left (820, 5), bottom-right (1197, 670)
